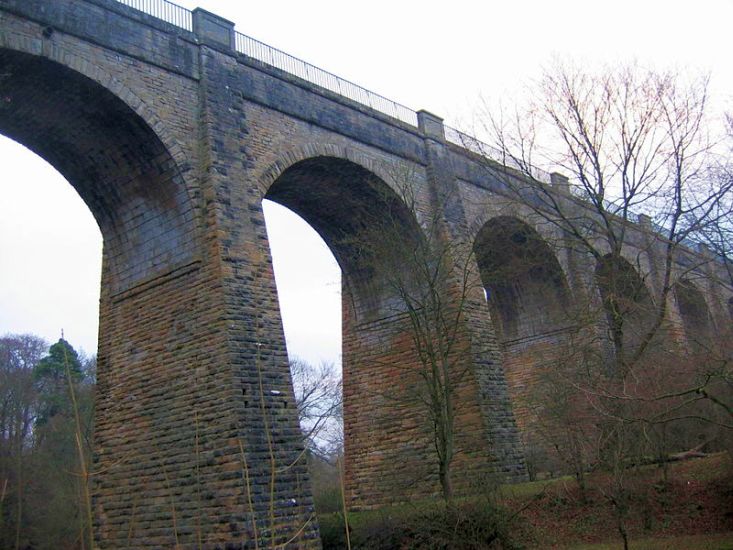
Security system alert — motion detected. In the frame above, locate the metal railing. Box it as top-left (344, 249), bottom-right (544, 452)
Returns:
top-left (234, 32), bottom-right (418, 126)
top-left (445, 125), bottom-right (553, 183)
top-left (115, 0), bottom-right (192, 31)
top-left (601, 199), bottom-right (641, 224)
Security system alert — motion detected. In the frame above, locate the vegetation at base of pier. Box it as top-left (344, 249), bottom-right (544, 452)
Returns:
top-left (318, 453), bottom-right (733, 549)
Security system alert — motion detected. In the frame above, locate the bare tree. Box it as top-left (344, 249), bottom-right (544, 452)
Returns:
top-left (467, 61), bottom-right (732, 549)
top-left (289, 357), bottom-right (342, 457)
top-left (691, 113), bottom-right (733, 287)
top-left (478, 60), bottom-right (731, 410)
top-left (0, 333), bottom-right (46, 550)
top-left (350, 168), bottom-right (478, 503)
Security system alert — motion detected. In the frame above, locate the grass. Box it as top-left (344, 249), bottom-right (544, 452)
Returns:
top-left (320, 497), bottom-right (517, 550)
top-left (317, 453), bottom-right (733, 549)
top-left (510, 453), bottom-right (733, 549)
top-left (567, 532), bottom-right (733, 549)
top-left (497, 474), bottom-right (574, 499)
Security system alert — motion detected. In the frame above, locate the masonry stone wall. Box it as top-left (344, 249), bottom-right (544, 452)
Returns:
top-left (1, 1), bottom-right (732, 547)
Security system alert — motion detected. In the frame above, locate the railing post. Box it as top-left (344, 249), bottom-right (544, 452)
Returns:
top-left (192, 8), bottom-right (235, 50)
top-left (417, 110), bottom-right (445, 141)
top-left (550, 171), bottom-right (570, 193)
top-left (637, 213), bottom-right (652, 229)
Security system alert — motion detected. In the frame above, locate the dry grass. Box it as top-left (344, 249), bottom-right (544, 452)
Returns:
top-left (567, 532), bottom-right (733, 549)
top-left (317, 453), bottom-right (733, 549)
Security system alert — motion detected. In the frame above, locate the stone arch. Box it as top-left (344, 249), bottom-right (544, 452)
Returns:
top-left (595, 254), bottom-right (655, 361)
top-left (256, 142), bottom-right (410, 202)
top-left (260, 152), bottom-right (424, 321)
top-left (472, 215), bottom-right (573, 457)
top-left (674, 278), bottom-right (713, 351)
top-left (473, 216), bottom-right (571, 342)
top-left (0, 46), bottom-right (196, 291)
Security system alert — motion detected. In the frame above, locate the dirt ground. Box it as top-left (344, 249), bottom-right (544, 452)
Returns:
top-left (509, 453), bottom-right (733, 549)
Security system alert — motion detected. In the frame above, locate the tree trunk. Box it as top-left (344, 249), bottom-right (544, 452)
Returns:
top-left (617, 512), bottom-right (629, 550)
top-left (14, 433), bottom-right (22, 550)
top-left (439, 460), bottom-right (453, 503)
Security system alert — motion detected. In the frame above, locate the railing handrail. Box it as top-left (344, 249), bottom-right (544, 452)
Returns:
top-left (233, 31), bottom-right (418, 126)
top-left (115, 0), bottom-right (192, 31)
top-left (445, 125), bottom-right (553, 183)
top-left (112, 0), bottom-right (417, 126)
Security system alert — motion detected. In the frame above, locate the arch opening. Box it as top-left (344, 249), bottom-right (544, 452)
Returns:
top-left (472, 216), bottom-right (572, 465)
top-left (473, 216), bottom-right (570, 343)
top-left (0, 135), bottom-right (102, 352)
top-left (674, 278), bottom-right (713, 352)
top-left (262, 199), bottom-right (343, 459)
top-left (595, 254), bottom-right (655, 362)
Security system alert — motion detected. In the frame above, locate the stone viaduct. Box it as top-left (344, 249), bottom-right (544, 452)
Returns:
top-left (1, 0), bottom-right (731, 547)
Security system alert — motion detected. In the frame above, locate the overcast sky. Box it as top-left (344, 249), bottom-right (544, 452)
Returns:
top-left (1, 0), bottom-right (731, 363)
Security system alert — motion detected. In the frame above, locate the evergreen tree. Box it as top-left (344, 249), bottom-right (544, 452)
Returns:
top-left (33, 337), bottom-right (83, 427)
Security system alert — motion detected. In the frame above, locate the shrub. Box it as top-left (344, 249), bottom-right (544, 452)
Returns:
top-left (320, 498), bottom-right (522, 549)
